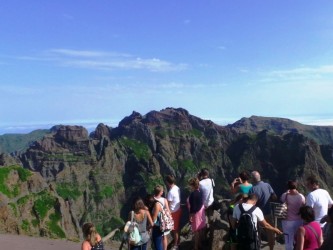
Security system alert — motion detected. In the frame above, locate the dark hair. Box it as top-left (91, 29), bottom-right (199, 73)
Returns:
top-left (132, 197), bottom-right (145, 212)
top-left (199, 168), bottom-right (209, 178)
top-left (231, 194), bottom-right (244, 205)
top-left (247, 193), bottom-right (258, 202)
top-left (165, 175), bottom-right (175, 185)
top-left (239, 171), bottom-right (250, 181)
top-left (299, 206), bottom-right (315, 223)
top-left (287, 180), bottom-right (297, 190)
top-left (306, 176), bottom-right (319, 185)
top-left (144, 194), bottom-right (155, 213)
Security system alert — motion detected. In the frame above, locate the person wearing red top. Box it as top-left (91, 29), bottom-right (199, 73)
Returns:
top-left (295, 206), bottom-right (323, 250)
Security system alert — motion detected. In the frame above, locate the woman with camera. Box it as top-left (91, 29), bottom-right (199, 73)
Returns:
top-left (230, 171), bottom-right (252, 196)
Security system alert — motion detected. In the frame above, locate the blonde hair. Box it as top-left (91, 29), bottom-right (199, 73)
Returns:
top-left (154, 185), bottom-right (164, 196)
top-left (82, 222), bottom-right (98, 246)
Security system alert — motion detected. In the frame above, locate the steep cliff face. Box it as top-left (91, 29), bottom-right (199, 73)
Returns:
top-left (0, 108), bottom-right (333, 242)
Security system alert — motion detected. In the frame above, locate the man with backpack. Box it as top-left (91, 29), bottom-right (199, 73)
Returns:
top-left (231, 194), bottom-right (282, 250)
top-left (248, 171), bottom-right (278, 250)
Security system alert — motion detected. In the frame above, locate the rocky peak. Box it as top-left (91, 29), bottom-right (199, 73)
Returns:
top-left (91, 123), bottom-right (111, 139)
top-left (54, 125), bottom-right (88, 142)
top-left (118, 111), bottom-right (143, 127)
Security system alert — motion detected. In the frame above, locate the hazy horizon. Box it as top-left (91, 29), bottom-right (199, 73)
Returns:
top-left (1, 109), bottom-right (332, 135)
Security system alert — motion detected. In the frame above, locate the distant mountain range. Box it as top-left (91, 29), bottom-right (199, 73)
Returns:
top-left (0, 129), bottom-right (50, 154)
top-left (227, 115), bottom-right (333, 146)
top-left (1, 114), bottom-right (332, 154)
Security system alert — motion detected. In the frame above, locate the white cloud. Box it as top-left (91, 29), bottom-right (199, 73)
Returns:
top-left (48, 49), bottom-right (188, 72)
top-left (11, 49), bottom-right (188, 72)
top-left (47, 49), bottom-right (129, 58)
top-left (264, 64), bottom-right (333, 81)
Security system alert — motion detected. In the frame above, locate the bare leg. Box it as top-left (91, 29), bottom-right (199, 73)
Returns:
top-left (163, 234), bottom-right (168, 250)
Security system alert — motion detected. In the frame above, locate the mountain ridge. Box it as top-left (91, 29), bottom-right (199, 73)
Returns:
top-left (1, 111), bottom-right (333, 154)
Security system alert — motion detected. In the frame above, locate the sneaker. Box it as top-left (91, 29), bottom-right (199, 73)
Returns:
top-left (171, 246), bottom-right (179, 250)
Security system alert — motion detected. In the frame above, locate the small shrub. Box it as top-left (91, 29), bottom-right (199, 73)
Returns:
top-left (16, 167), bottom-right (32, 181)
top-left (0, 166), bottom-right (27, 197)
top-left (21, 219), bottom-right (30, 232)
top-left (8, 202), bottom-right (17, 216)
top-left (100, 186), bottom-right (114, 198)
top-left (56, 183), bottom-right (81, 200)
top-left (17, 195), bottom-right (31, 206)
top-left (47, 212), bottom-right (66, 238)
top-left (33, 192), bottom-right (56, 220)
top-left (120, 137), bottom-right (150, 161)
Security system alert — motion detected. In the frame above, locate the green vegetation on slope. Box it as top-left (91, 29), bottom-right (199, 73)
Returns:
top-left (56, 183), bottom-right (81, 200)
top-left (33, 191), bottom-right (56, 220)
top-left (0, 165), bottom-right (32, 197)
top-left (120, 137), bottom-right (150, 161)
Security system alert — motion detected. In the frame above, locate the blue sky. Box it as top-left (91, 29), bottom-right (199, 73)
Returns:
top-left (1, 1), bottom-right (333, 135)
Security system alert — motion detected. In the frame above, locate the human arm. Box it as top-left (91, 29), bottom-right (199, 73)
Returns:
top-left (230, 216), bottom-right (237, 230)
top-left (301, 194), bottom-right (306, 205)
top-left (164, 198), bottom-right (171, 213)
top-left (81, 241), bottom-right (91, 250)
top-left (259, 219), bottom-right (282, 234)
top-left (280, 192), bottom-right (287, 203)
top-left (230, 178), bottom-right (241, 194)
top-left (152, 202), bottom-right (162, 222)
top-left (230, 204), bottom-right (239, 230)
top-left (294, 226), bottom-right (305, 250)
top-left (306, 193), bottom-right (314, 207)
top-left (145, 210), bottom-right (154, 229)
top-left (96, 233), bottom-right (102, 242)
top-left (270, 187), bottom-right (278, 202)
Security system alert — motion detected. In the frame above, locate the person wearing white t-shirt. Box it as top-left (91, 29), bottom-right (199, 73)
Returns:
top-left (231, 194), bottom-right (282, 250)
top-left (306, 175), bottom-right (333, 228)
top-left (165, 175), bottom-right (181, 250)
top-left (198, 168), bottom-right (214, 209)
top-left (198, 168), bottom-right (215, 248)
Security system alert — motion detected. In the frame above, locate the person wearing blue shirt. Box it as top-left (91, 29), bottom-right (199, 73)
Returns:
top-left (248, 171), bottom-right (277, 250)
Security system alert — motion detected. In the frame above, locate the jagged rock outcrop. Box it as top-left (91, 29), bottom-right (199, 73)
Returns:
top-left (0, 153), bottom-right (20, 166)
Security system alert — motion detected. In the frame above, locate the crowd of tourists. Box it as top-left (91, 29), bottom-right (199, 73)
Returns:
top-left (229, 171), bottom-right (333, 250)
top-left (80, 169), bottom-right (333, 250)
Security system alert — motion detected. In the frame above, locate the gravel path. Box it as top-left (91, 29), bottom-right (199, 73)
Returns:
top-left (0, 233), bottom-right (123, 250)
top-left (0, 233), bottom-right (285, 250)
top-left (0, 234), bottom-right (80, 250)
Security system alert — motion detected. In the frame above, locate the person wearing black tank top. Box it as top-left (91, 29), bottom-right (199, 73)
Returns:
top-left (81, 223), bottom-right (104, 250)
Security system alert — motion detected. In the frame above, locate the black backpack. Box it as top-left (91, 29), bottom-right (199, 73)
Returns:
top-left (236, 204), bottom-right (260, 250)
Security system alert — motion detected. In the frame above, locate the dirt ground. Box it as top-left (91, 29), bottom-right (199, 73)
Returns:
top-left (0, 234), bottom-right (121, 250)
top-left (0, 233), bottom-right (285, 250)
